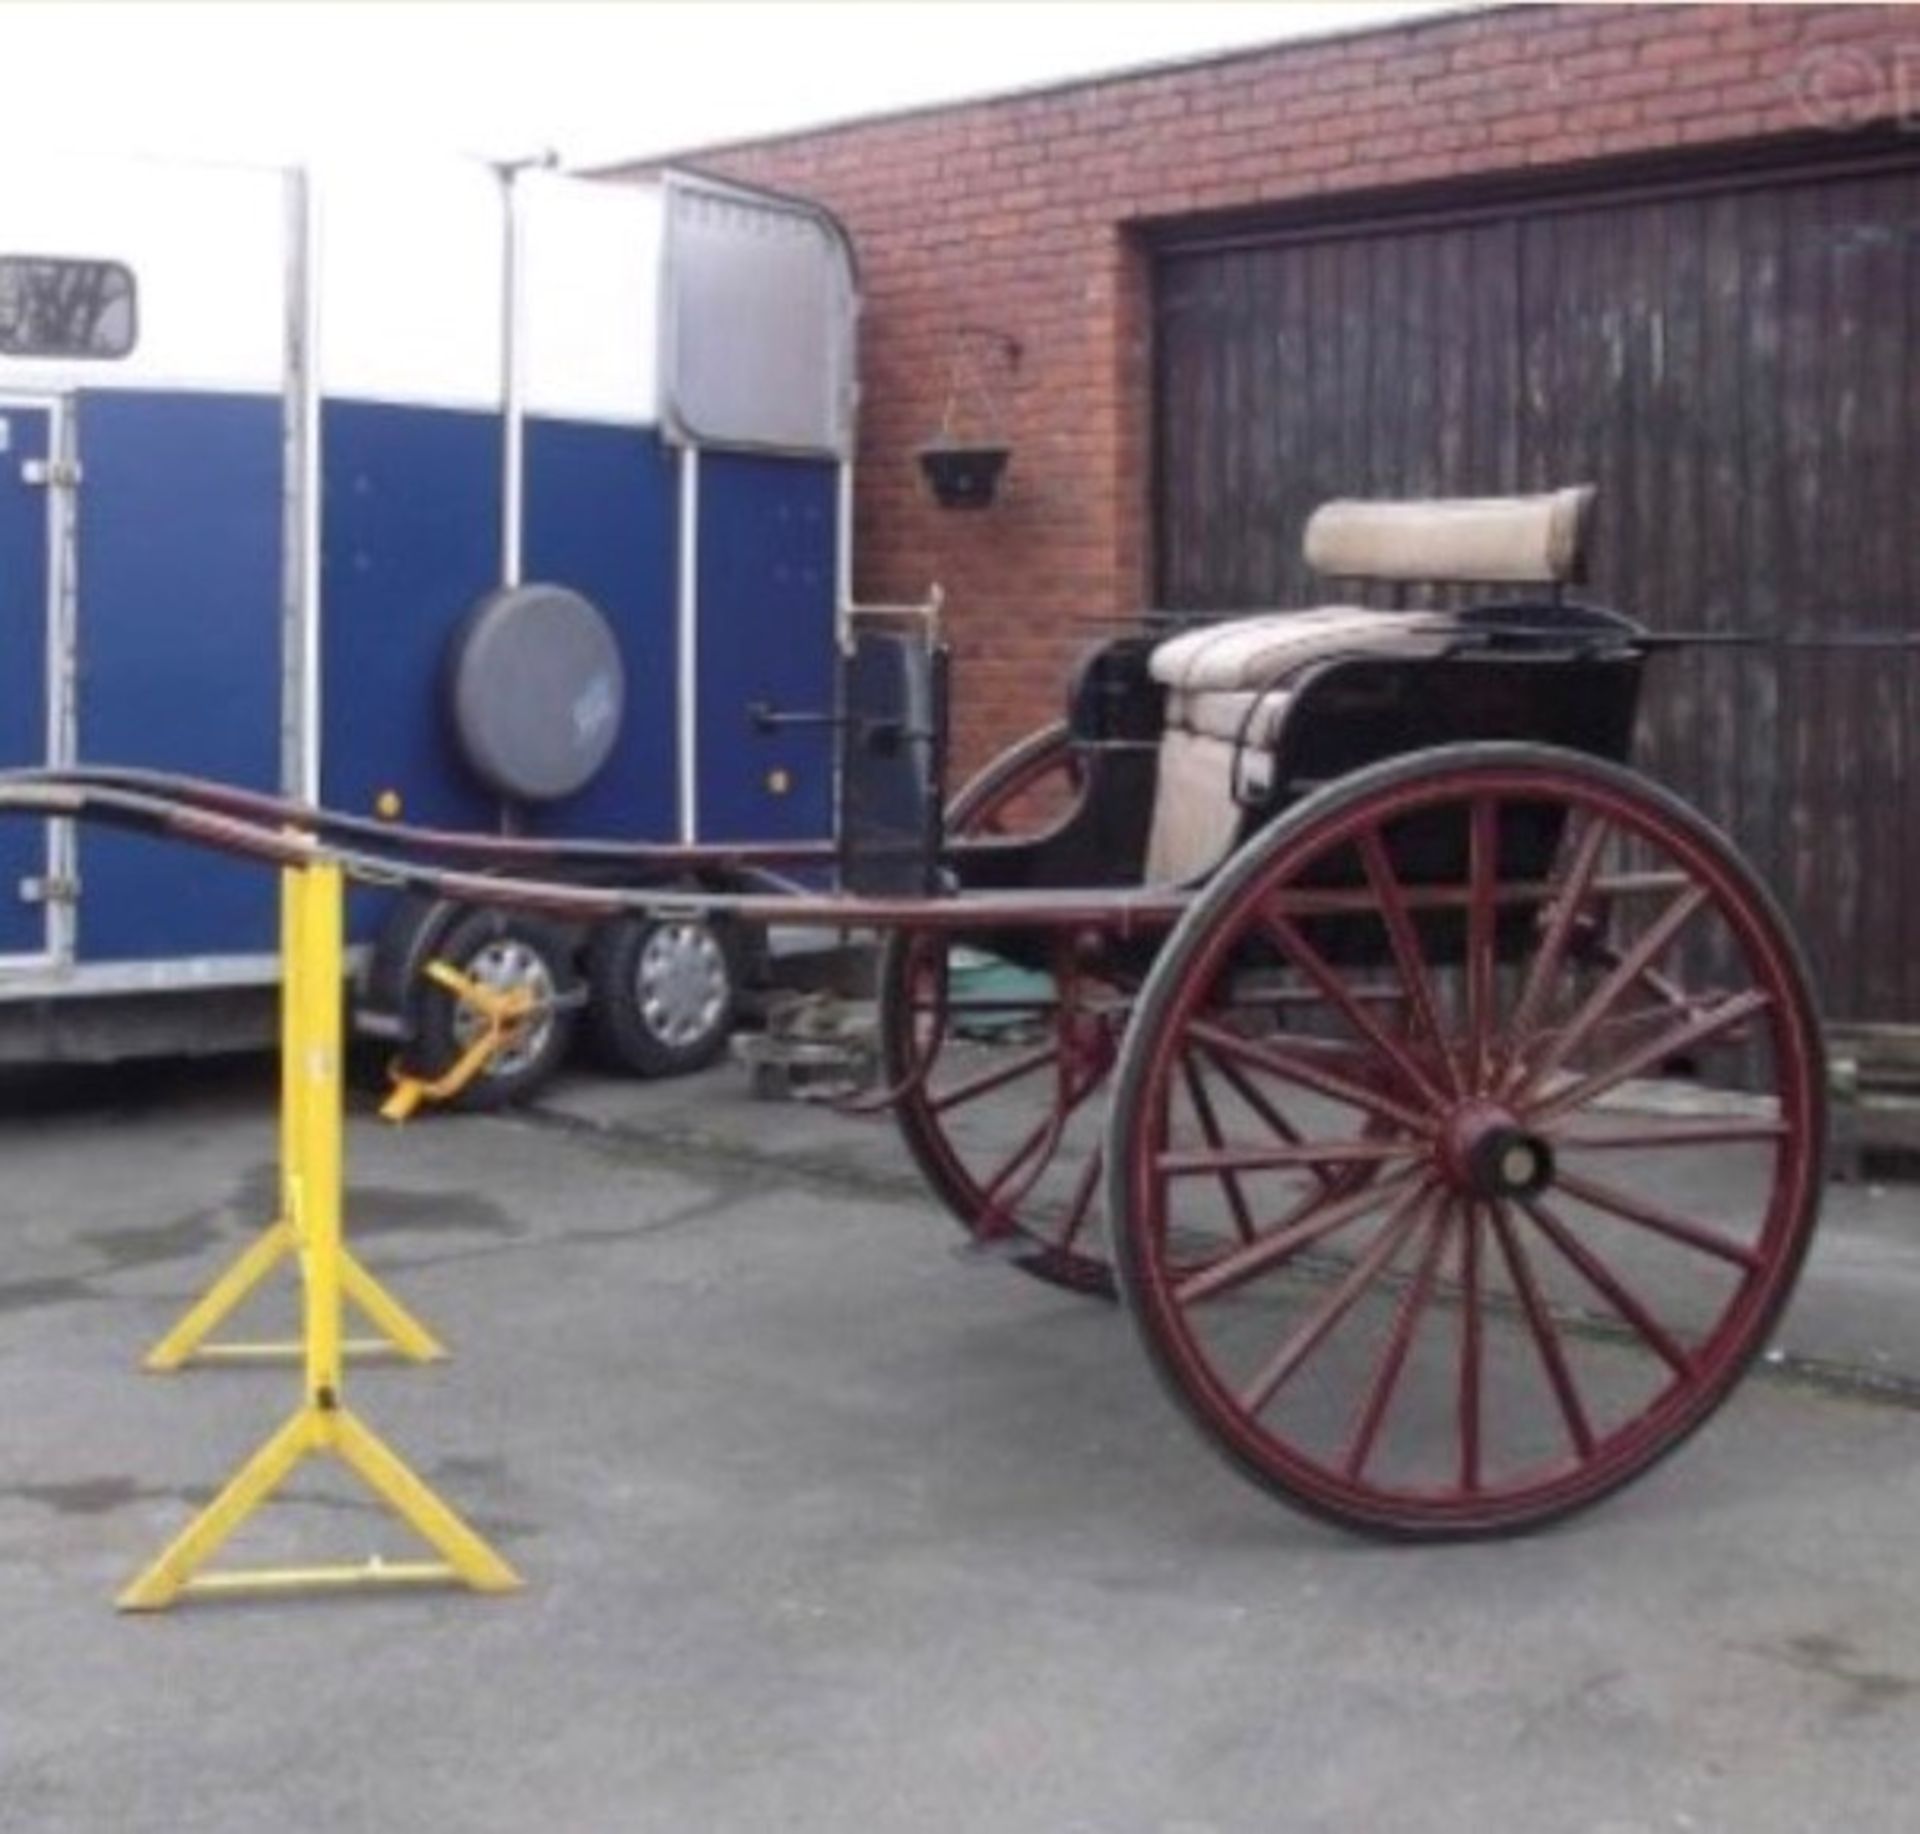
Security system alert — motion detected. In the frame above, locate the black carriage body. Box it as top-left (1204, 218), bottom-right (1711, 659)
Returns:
top-left (939, 599), bottom-right (1648, 972)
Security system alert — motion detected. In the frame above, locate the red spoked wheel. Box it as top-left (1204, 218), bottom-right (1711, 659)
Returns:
top-left (1106, 744), bottom-right (1825, 1539)
top-left (880, 721), bottom-right (1120, 1297)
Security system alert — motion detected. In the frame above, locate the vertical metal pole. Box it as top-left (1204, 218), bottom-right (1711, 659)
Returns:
top-left (280, 166), bottom-right (321, 806)
top-left (834, 458), bottom-right (855, 658)
top-left (829, 458), bottom-right (853, 858)
top-left (43, 397), bottom-right (78, 965)
top-left (295, 863), bottom-right (345, 1412)
top-left (499, 167), bottom-right (525, 592)
top-left (493, 152), bottom-right (554, 838)
top-left (492, 152), bottom-right (554, 594)
top-left (279, 865), bottom-right (301, 1233)
top-left (676, 445), bottom-right (701, 845)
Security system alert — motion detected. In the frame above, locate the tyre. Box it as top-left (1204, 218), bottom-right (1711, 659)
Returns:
top-left (406, 905), bottom-right (580, 1111)
top-left (585, 914), bottom-right (737, 1077)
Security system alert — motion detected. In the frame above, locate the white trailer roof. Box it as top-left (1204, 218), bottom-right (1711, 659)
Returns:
top-left (1, 154), bottom-right (857, 452)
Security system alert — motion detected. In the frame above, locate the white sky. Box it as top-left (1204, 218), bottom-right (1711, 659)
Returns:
top-left (8, 1), bottom-right (1459, 171)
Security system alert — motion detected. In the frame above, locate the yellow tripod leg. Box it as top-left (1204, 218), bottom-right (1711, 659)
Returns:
top-left (142, 1218), bottom-right (298, 1371)
top-left (329, 1408), bottom-right (521, 1593)
top-left (339, 1253), bottom-right (448, 1361)
top-left (117, 1410), bottom-right (315, 1611)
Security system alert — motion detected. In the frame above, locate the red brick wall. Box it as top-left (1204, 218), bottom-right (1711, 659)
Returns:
top-left (622, 2), bottom-right (1916, 776)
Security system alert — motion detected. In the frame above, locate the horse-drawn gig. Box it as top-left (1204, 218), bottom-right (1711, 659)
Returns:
top-left (0, 487), bottom-right (1825, 1542)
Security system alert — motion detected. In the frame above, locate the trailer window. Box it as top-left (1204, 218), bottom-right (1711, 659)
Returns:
top-left (0, 257), bottom-right (137, 359)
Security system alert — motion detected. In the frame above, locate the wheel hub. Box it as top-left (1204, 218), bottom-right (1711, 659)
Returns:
top-left (451, 938), bottom-right (555, 1077)
top-left (638, 922), bottom-right (727, 1047)
top-left (1440, 1101), bottom-right (1555, 1199)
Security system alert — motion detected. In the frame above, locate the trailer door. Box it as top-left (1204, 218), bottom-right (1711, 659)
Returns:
top-left (0, 402), bottom-right (51, 958)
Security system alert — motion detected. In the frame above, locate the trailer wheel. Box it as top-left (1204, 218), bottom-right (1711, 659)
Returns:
top-left (585, 915), bottom-right (737, 1077)
top-left (408, 906), bottom-right (579, 1111)
top-left (1106, 743), bottom-right (1825, 1540)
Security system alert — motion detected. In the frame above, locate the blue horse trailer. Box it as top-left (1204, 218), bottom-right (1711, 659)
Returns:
top-left (0, 153), bottom-right (861, 1079)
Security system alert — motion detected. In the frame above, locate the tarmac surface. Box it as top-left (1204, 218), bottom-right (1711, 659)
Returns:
top-left (2, 1054), bottom-right (1919, 1833)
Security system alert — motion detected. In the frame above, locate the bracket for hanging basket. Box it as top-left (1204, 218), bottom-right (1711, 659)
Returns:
top-left (920, 325), bottom-right (1019, 510)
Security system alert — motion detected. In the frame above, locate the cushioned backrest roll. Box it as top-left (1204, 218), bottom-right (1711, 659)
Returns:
top-left (1303, 485), bottom-right (1596, 585)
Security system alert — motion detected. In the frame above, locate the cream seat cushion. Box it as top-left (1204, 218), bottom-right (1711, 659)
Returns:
top-left (1151, 605), bottom-right (1460, 693)
top-left (1144, 607), bottom-right (1458, 884)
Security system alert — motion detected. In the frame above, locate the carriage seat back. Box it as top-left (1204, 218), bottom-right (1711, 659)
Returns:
top-left (1304, 485), bottom-right (1595, 584)
top-left (1145, 608), bottom-right (1457, 883)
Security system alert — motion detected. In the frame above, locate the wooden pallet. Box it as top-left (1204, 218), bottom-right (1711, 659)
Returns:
top-left (1828, 1023), bottom-right (1920, 1180)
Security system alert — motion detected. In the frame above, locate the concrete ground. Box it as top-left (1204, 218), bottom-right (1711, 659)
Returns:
top-left (2, 1055), bottom-right (1919, 1833)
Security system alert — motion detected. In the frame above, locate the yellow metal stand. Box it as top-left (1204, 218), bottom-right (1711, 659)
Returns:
top-left (118, 864), bottom-right (520, 1610)
top-left (142, 867), bottom-right (446, 1370)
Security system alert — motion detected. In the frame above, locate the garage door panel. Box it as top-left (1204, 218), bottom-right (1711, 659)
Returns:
top-left (1153, 156), bottom-right (1920, 1023)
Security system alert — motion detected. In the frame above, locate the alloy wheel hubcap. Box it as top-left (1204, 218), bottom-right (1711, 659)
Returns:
top-left (638, 923), bottom-right (728, 1047)
top-left (451, 938), bottom-right (556, 1077)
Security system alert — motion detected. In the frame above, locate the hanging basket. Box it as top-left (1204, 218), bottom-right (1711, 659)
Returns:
top-left (920, 326), bottom-right (1019, 510)
top-left (918, 441), bottom-right (1010, 510)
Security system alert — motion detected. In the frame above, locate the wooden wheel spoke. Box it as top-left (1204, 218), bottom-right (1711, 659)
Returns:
top-left (1180, 1053), bottom-right (1257, 1244)
top-left (1521, 1197), bottom-right (1694, 1377)
top-left (1458, 1203), bottom-right (1484, 1492)
top-left (1553, 1168), bottom-right (1763, 1272)
top-left (1194, 1041), bottom-right (1340, 1192)
top-left (1186, 1019), bottom-right (1434, 1137)
top-left (1549, 1116), bottom-right (1786, 1151)
top-left (1258, 902), bottom-right (1448, 1109)
top-left (1513, 884), bottom-right (1711, 1099)
top-left (1528, 988), bottom-right (1771, 1126)
top-left (1238, 1182), bottom-right (1436, 1417)
top-left (1504, 814), bottom-right (1611, 1076)
top-left (979, 1065), bottom-right (1104, 1211)
top-left (1174, 1166), bottom-right (1426, 1306)
top-left (1358, 827), bottom-right (1462, 1096)
top-left (977, 1111), bottom-right (1060, 1216)
top-left (1053, 1143), bottom-right (1104, 1254)
top-left (1343, 1201), bottom-right (1457, 1481)
top-left (928, 1040), bottom-right (1060, 1115)
top-left (1466, 796), bottom-right (1499, 1087)
top-left (1156, 1138), bottom-right (1422, 1178)
top-left (1488, 1199), bottom-right (1596, 1459)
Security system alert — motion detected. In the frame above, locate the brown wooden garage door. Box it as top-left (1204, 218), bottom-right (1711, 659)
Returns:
top-left (1153, 145), bottom-right (1920, 1026)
